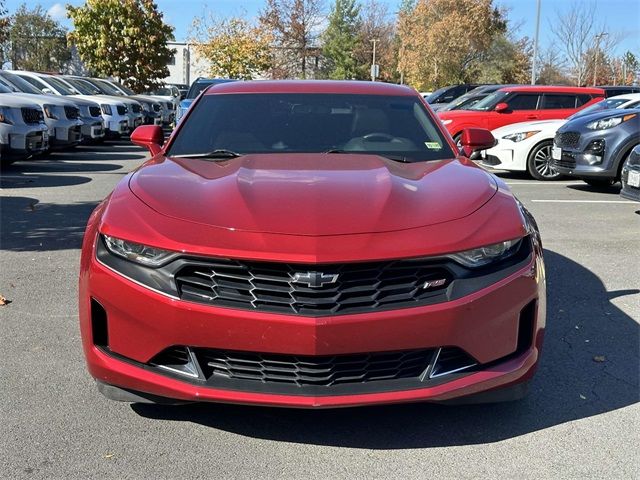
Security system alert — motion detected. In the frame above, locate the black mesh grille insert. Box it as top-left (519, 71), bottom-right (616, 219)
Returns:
top-left (175, 258), bottom-right (453, 316)
top-left (555, 131), bottom-right (580, 148)
top-left (64, 106), bottom-right (79, 119)
top-left (89, 106), bottom-right (101, 117)
top-left (152, 103), bottom-right (161, 112)
top-left (21, 107), bottom-right (43, 124)
top-left (196, 348), bottom-right (434, 387)
top-left (131, 103), bottom-right (142, 113)
top-left (116, 105), bottom-right (127, 115)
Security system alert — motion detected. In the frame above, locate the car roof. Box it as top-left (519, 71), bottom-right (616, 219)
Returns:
top-left (499, 85), bottom-right (605, 94)
top-left (609, 92), bottom-right (640, 101)
top-left (204, 80), bottom-right (417, 96)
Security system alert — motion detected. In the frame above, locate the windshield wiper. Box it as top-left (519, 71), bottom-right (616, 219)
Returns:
top-left (325, 149), bottom-right (410, 163)
top-left (172, 149), bottom-right (243, 160)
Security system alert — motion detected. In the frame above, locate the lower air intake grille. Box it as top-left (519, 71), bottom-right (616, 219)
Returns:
top-left (197, 348), bottom-right (434, 387)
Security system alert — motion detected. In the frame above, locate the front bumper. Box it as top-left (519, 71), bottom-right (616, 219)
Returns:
top-left (80, 241), bottom-right (545, 407)
top-left (480, 139), bottom-right (526, 172)
top-left (620, 164), bottom-right (640, 202)
top-left (80, 118), bottom-right (105, 140)
top-left (48, 120), bottom-right (83, 148)
top-left (0, 126), bottom-right (49, 159)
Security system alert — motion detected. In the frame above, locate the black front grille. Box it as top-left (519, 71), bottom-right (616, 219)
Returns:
top-left (89, 106), bottom-right (101, 117)
top-left (116, 105), bottom-right (127, 115)
top-left (64, 106), bottom-right (79, 120)
top-left (553, 152), bottom-right (576, 169)
top-left (152, 103), bottom-right (161, 112)
top-left (197, 348), bottom-right (434, 387)
top-left (175, 258), bottom-right (452, 316)
top-left (555, 131), bottom-right (580, 148)
top-left (165, 101), bottom-right (175, 110)
top-left (131, 103), bottom-right (142, 113)
top-left (21, 107), bottom-right (43, 124)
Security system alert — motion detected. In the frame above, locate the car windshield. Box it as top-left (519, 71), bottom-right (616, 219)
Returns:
top-left (568, 98), bottom-right (629, 119)
top-left (186, 80), bottom-right (234, 99)
top-left (0, 83), bottom-right (11, 93)
top-left (149, 87), bottom-right (173, 96)
top-left (168, 93), bottom-right (455, 162)
top-left (467, 91), bottom-right (508, 111)
top-left (0, 72), bottom-right (43, 94)
top-left (425, 86), bottom-right (450, 103)
top-left (64, 78), bottom-right (100, 95)
top-left (45, 76), bottom-right (77, 95)
top-left (91, 79), bottom-right (122, 95)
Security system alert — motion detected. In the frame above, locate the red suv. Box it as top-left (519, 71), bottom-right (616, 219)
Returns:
top-left (80, 81), bottom-right (546, 407)
top-left (438, 86), bottom-right (605, 141)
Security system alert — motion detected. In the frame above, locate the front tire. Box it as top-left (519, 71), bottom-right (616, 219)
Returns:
top-left (527, 141), bottom-right (561, 181)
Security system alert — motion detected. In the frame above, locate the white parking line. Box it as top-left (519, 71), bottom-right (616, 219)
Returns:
top-left (530, 200), bottom-right (635, 204)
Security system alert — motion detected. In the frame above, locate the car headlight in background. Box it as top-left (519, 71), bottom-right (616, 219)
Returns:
top-left (43, 104), bottom-right (58, 119)
top-left (448, 238), bottom-right (522, 268)
top-left (102, 235), bottom-right (177, 267)
top-left (586, 113), bottom-right (636, 130)
top-left (0, 106), bottom-right (12, 124)
top-left (502, 131), bottom-right (541, 142)
top-left (101, 104), bottom-right (112, 115)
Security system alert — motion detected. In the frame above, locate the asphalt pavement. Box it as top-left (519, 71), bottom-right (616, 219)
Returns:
top-left (1, 142), bottom-right (638, 479)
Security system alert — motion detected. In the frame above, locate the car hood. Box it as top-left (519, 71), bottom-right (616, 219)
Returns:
top-left (492, 119), bottom-right (566, 136)
top-left (10, 93), bottom-right (79, 107)
top-left (129, 153), bottom-right (498, 236)
top-left (558, 108), bottom-right (640, 132)
top-left (0, 93), bottom-right (43, 109)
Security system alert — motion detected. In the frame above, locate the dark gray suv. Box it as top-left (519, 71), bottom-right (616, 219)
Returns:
top-left (552, 108), bottom-right (640, 187)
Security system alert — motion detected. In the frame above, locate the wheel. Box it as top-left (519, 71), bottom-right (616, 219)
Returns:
top-left (527, 141), bottom-right (561, 181)
top-left (453, 133), bottom-right (462, 148)
top-left (583, 178), bottom-right (616, 187)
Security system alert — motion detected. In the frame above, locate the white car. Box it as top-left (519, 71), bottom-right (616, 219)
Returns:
top-left (13, 71), bottom-right (106, 142)
top-left (0, 71), bottom-right (83, 149)
top-left (480, 93), bottom-right (640, 180)
top-left (0, 84), bottom-right (49, 165)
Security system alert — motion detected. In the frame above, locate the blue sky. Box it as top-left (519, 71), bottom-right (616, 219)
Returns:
top-left (5, 0), bottom-right (640, 54)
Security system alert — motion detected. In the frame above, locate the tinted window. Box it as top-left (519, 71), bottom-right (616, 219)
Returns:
top-left (576, 94), bottom-right (593, 106)
top-left (168, 94), bottom-right (455, 162)
top-left (468, 91), bottom-right (509, 110)
top-left (0, 72), bottom-right (43, 94)
top-left (505, 94), bottom-right (539, 110)
top-left (541, 94), bottom-right (577, 109)
top-left (45, 76), bottom-right (76, 95)
top-left (186, 80), bottom-right (235, 99)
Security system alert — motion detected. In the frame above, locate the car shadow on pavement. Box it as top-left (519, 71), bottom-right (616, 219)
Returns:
top-left (133, 250), bottom-right (639, 448)
top-left (0, 196), bottom-right (99, 251)
top-left (566, 184), bottom-right (621, 194)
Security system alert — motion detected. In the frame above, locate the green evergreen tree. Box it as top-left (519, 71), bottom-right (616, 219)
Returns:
top-left (323, 0), bottom-right (362, 79)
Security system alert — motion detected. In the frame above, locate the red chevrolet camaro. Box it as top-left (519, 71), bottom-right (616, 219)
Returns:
top-left (79, 80), bottom-right (546, 407)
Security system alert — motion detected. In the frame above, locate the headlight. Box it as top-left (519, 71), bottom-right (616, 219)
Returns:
top-left (502, 131), bottom-right (541, 142)
top-left (0, 106), bottom-right (12, 124)
top-left (586, 113), bottom-right (636, 130)
top-left (102, 235), bottom-right (177, 267)
top-left (441, 119), bottom-right (453, 125)
top-left (448, 238), bottom-right (522, 268)
top-left (43, 104), bottom-right (58, 119)
top-left (101, 104), bottom-right (112, 115)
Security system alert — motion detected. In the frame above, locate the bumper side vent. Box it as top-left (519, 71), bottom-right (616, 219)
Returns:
top-left (149, 346), bottom-right (203, 379)
top-left (90, 298), bottom-right (109, 347)
top-left (517, 300), bottom-right (537, 354)
top-left (429, 347), bottom-right (477, 378)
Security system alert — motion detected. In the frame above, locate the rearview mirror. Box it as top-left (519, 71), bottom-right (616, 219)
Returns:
top-left (495, 102), bottom-right (509, 113)
top-left (131, 125), bottom-right (164, 156)
top-left (460, 128), bottom-right (495, 158)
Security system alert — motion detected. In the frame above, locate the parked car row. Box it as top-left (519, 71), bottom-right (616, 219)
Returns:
top-left (0, 70), bottom-right (178, 166)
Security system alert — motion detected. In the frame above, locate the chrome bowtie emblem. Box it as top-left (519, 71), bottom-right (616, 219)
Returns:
top-left (292, 271), bottom-right (339, 288)
top-left (423, 278), bottom-right (447, 289)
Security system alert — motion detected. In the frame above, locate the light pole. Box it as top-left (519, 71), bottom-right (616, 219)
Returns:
top-left (371, 39), bottom-right (378, 82)
top-left (593, 32), bottom-right (608, 86)
top-left (531, 0), bottom-right (541, 84)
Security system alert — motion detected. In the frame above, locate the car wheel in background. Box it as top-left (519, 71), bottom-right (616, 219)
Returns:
top-left (527, 140), bottom-right (561, 181)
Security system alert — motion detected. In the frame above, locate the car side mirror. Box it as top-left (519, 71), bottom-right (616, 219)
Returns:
top-left (460, 127), bottom-right (496, 158)
top-left (495, 102), bottom-right (509, 113)
top-left (131, 125), bottom-right (164, 156)
top-left (41, 87), bottom-right (53, 94)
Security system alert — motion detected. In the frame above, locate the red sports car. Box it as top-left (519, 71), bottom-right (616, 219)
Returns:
top-left (79, 81), bottom-right (546, 407)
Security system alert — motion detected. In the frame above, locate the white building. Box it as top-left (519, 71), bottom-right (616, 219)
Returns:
top-left (164, 41), bottom-right (212, 86)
